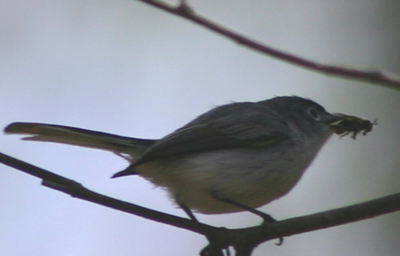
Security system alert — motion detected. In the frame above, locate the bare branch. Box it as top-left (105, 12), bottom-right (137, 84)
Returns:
top-left (1, 151), bottom-right (400, 255)
top-left (0, 152), bottom-right (208, 233)
top-left (134, 0), bottom-right (400, 90)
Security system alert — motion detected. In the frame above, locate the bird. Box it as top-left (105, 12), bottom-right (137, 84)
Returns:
top-left (4, 96), bottom-right (370, 221)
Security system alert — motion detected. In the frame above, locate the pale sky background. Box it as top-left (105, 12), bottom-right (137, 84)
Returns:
top-left (1, 0), bottom-right (400, 256)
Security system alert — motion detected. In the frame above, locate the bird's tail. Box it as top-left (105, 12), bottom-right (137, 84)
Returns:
top-left (4, 122), bottom-right (155, 156)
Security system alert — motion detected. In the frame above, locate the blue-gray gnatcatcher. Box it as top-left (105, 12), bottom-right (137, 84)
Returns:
top-left (4, 96), bottom-right (374, 220)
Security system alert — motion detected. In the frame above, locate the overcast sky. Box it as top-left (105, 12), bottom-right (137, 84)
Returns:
top-left (1, 1), bottom-right (400, 256)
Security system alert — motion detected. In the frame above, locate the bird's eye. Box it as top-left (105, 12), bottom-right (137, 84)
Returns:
top-left (308, 108), bottom-right (319, 120)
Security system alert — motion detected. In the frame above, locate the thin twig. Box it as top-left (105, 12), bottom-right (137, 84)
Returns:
top-left (133, 0), bottom-right (400, 90)
top-left (1, 151), bottom-right (400, 255)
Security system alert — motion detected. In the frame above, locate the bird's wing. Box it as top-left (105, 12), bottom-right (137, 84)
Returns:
top-left (133, 119), bottom-right (285, 166)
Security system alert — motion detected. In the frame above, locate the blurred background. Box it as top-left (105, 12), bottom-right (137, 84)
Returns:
top-left (1, 0), bottom-right (400, 255)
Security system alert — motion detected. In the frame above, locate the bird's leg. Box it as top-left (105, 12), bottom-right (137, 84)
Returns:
top-left (212, 193), bottom-right (276, 223)
top-left (178, 203), bottom-right (199, 222)
top-left (212, 193), bottom-right (284, 245)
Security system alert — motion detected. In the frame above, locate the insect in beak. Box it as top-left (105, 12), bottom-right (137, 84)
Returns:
top-left (329, 113), bottom-right (378, 139)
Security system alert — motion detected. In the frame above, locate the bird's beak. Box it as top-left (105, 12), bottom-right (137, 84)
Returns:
top-left (324, 113), bottom-right (346, 126)
top-left (324, 113), bottom-right (348, 134)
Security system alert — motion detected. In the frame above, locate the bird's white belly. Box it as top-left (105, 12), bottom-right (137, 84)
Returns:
top-left (136, 146), bottom-right (316, 214)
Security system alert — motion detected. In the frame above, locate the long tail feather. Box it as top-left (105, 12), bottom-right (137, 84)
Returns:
top-left (4, 122), bottom-right (155, 154)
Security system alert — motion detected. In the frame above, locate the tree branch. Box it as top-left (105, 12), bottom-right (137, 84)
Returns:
top-left (133, 0), bottom-right (400, 90)
top-left (1, 151), bottom-right (399, 256)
